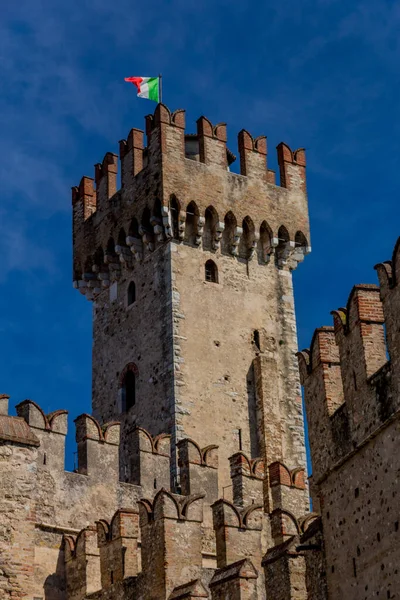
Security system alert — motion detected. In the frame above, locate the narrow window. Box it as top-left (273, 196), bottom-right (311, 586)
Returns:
top-left (253, 330), bottom-right (261, 351)
top-left (238, 428), bottom-right (243, 451)
top-left (205, 259), bottom-right (218, 283)
top-left (127, 281), bottom-right (136, 305)
top-left (124, 371), bottom-right (136, 410)
top-left (43, 452), bottom-right (47, 465)
top-left (110, 571), bottom-right (114, 584)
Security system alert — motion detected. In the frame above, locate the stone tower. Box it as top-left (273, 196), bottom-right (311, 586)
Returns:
top-left (72, 103), bottom-right (311, 493)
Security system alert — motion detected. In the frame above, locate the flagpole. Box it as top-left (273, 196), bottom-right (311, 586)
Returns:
top-left (159, 73), bottom-right (162, 103)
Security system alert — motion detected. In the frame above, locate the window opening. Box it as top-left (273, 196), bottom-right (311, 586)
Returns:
top-left (124, 371), bottom-right (136, 410)
top-left (127, 281), bottom-right (136, 306)
top-left (253, 330), bottom-right (261, 351)
top-left (205, 260), bottom-right (218, 283)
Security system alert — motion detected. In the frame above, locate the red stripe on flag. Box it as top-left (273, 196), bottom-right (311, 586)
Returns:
top-left (124, 77), bottom-right (143, 93)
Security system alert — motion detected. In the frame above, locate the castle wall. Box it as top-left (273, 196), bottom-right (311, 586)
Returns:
top-left (298, 236), bottom-right (400, 600)
top-left (320, 417), bottom-right (400, 598)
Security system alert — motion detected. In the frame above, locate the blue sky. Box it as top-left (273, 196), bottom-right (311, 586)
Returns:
top-left (1, 0), bottom-right (399, 470)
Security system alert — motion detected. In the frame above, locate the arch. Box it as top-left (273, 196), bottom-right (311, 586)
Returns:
top-left (258, 221), bottom-right (273, 264)
top-left (295, 230), bottom-right (308, 249)
top-left (119, 363), bottom-right (138, 412)
top-left (203, 205), bottom-right (219, 251)
top-left (205, 259), bottom-right (218, 283)
top-left (184, 201), bottom-right (199, 245)
top-left (275, 225), bottom-right (290, 265)
top-left (106, 237), bottom-right (115, 254)
top-left (169, 195), bottom-right (181, 241)
top-left (238, 216), bottom-right (255, 260)
top-left (93, 247), bottom-right (104, 272)
top-left (117, 228), bottom-right (127, 247)
top-left (128, 217), bottom-right (140, 238)
top-left (141, 207), bottom-right (152, 232)
top-left (152, 198), bottom-right (162, 220)
top-left (222, 211), bottom-right (237, 255)
top-left (127, 281), bottom-right (136, 306)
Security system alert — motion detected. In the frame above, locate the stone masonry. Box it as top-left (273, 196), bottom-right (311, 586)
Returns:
top-left (1, 102), bottom-right (398, 599)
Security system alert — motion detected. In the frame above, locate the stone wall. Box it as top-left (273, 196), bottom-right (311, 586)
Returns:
top-left (72, 103), bottom-right (311, 491)
top-left (299, 236), bottom-right (400, 599)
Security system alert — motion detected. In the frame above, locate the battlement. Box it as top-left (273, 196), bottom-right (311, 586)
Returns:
top-left (299, 237), bottom-right (400, 482)
top-left (72, 103), bottom-right (310, 300)
top-left (96, 508), bottom-right (139, 587)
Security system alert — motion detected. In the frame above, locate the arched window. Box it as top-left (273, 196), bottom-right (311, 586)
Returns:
top-left (205, 259), bottom-right (218, 283)
top-left (127, 281), bottom-right (136, 306)
top-left (119, 363), bottom-right (138, 412)
top-left (169, 196), bottom-right (180, 241)
top-left (222, 211), bottom-right (237, 255)
top-left (124, 371), bottom-right (136, 410)
top-left (203, 206), bottom-right (218, 251)
top-left (184, 201), bottom-right (199, 245)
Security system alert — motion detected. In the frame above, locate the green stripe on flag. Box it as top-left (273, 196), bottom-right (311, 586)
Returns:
top-left (148, 77), bottom-right (159, 102)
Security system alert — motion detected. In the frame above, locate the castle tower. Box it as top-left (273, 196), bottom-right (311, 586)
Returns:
top-left (72, 104), bottom-right (311, 492)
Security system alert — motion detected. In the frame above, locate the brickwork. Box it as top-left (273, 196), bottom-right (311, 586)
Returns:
top-left (299, 236), bottom-right (400, 599)
top-left (7, 103), bottom-right (400, 600)
top-left (72, 103), bottom-right (310, 494)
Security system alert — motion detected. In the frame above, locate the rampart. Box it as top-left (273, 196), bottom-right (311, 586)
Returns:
top-left (0, 398), bottom-right (320, 599)
top-left (298, 236), bottom-right (400, 598)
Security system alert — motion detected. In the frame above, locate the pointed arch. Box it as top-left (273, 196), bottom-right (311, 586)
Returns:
top-left (238, 216), bottom-right (255, 259)
top-left (222, 211), bottom-right (237, 255)
top-left (258, 221), bottom-right (273, 264)
top-left (203, 205), bottom-right (218, 251)
top-left (119, 363), bottom-right (138, 412)
top-left (295, 230), bottom-right (308, 249)
top-left (141, 207), bottom-right (152, 232)
top-left (93, 246), bottom-right (104, 272)
top-left (128, 217), bottom-right (140, 238)
top-left (169, 195), bottom-right (181, 241)
top-left (117, 228), bottom-right (127, 247)
top-left (152, 198), bottom-right (162, 220)
top-left (184, 201), bottom-right (199, 245)
top-left (276, 225), bottom-right (290, 265)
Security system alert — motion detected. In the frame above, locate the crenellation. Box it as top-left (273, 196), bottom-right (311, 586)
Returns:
top-left (94, 152), bottom-right (118, 210)
top-left (211, 499), bottom-right (263, 571)
top-left (96, 508), bottom-right (139, 588)
top-left (299, 236), bottom-right (400, 598)
top-left (209, 558), bottom-right (259, 600)
top-left (64, 527), bottom-right (101, 600)
top-left (75, 414), bottom-right (120, 479)
top-left (137, 490), bottom-right (204, 599)
top-left (119, 128), bottom-right (144, 187)
top-left (238, 129), bottom-right (267, 179)
top-left (126, 426), bottom-right (171, 495)
top-left (229, 452), bottom-right (264, 507)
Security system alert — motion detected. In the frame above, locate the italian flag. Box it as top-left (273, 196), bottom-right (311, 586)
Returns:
top-left (124, 76), bottom-right (160, 102)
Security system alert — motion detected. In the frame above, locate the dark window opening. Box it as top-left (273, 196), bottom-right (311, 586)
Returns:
top-left (154, 478), bottom-right (157, 489)
top-left (238, 428), bottom-right (243, 451)
top-left (123, 371), bottom-right (136, 411)
top-left (43, 452), bottom-right (47, 465)
top-left (128, 281), bottom-right (136, 305)
top-left (205, 260), bottom-right (218, 283)
top-left (253, 330), bottom-right (261, 351)
top-left (170, 196), bottom-right (180, 241)
top-left (110, 571), bottom-right (114, 585)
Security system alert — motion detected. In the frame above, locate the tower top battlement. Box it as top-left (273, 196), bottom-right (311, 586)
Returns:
top-left (72, 103), bottom-right (310, 298)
